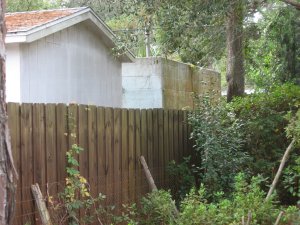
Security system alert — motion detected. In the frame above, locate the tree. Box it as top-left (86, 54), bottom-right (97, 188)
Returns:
top-left (60, 0), bottom-right (124, 20)
top-left (0, 1), bottom-right (17, 224)
top-left (7, 0), bottom-right (60, 12)
top-left (119, 0), bottom-right (263, 101)
top-left (245, 3), bottom-right (300, 88)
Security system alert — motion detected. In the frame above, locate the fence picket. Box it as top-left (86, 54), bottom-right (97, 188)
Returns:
top-left (121, 109), bottom-right (129, 204)
top-left (20, 103), bottom-right (34, 225)
top-left (8, 103), bottom-right (192, 225)
top-left (45, 104), bottom-right (57, 197)
top-left (56, 104), bottom-right (68, 193)
top-left (128, 109), bottom-right (135, 202)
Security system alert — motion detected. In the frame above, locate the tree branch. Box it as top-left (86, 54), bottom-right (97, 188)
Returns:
top-left (281, 0), bottom-right (300, 10)
top-left (265, 139), bottom-right (295, 201)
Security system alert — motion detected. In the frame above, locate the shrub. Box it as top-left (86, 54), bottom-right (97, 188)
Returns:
top-left (139, 190), bottom-right (177, 225)
top-left (229, 83), bottom-right (300, 204)
top-left (179, 173), bottom-right (280, 225)
top-left (188, 96), bottom-right (249, 197)
top-left (167, 157), bottom-right (195, 202)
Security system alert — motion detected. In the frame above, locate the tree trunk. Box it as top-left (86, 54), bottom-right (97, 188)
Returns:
top-left (0, 0), bottom-right (17, 224)
top-left (226, 2), bottom-right (245, 102)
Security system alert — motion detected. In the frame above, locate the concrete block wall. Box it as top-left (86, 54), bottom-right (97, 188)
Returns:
top-left (122, 57), bottom-right (221, 109)
top-left (122, 58), bottom-right (163, 108)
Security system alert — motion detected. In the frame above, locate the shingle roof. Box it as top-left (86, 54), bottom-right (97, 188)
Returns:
top-left (6, 8), bottom-right (84, 33)
top-left (5, 7), bottom-right (135, 62)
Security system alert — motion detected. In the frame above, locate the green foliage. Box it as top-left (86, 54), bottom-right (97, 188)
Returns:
top-left (229, 83), bottom-right (300, 172)
top-left (140, 190), bottom-right (177, 225)
top-left (178, 173), bottom-right (293, 225)
top-left (167, 157), bottom-right (195, 202)
top-left (48, 112), bottom-right (119, 225)
top-left (61, 0), bottom-right (125, 21)
top-left (245, 4), bottom-right (300, 88)
top-left (283, 156), bottom-right (300, 205)
top-left (286, 109), bottom-right (300, 143)
top-left (7, 0), bottom-right (60, 12)
top-left (107, 14), bottom-right (149, 57)
top-left (188, 96), bottom-right (249, 196)
top-left (121, 175), bottom-right (299, 225)
top-left (229, 83), bottom-right (300, 203)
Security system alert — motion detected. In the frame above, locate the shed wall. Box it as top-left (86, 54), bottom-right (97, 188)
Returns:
top-left (19, 22), bottom-right (122, 106)
top-left (6, 44), bottom-right (21, 102)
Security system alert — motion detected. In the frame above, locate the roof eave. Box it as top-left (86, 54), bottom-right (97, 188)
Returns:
top-left (5, 7), bottom-right (135, 62)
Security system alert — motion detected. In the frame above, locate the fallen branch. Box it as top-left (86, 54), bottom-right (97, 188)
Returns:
top-left (140, 156), bottom-right (179, 217)
top-left (265, 139), bottom-right (295, 201)
top-left (31, 183), bottom-right (53, 225)
top-left (246, 211), bottom-right (252, 225)
top-left (140, 156), bottom-right (157, 191)
top-left (274, 211), bottom-right (284, 225)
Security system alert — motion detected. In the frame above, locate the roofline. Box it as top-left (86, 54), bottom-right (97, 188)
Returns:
top-left (5, 7), bottom-right (135, 62)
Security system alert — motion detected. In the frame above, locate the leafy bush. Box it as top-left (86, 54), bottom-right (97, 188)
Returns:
top-left (167, 157), bottom-right (195, 202)
top-left (140, 190), bottom-right (176, 225)
top-left (229, 83), bottom-right (300, 204)
top-left (188, 96), bottom-right (249, 196)
top-left (178, 173), bottom-right (299, 225)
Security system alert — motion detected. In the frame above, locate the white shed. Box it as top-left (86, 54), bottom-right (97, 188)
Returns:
top-left (5, 7), bottom-right (134, 106)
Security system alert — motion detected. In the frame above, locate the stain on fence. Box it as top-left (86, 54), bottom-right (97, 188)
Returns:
top-left (7, 103), bottom-right (193, 225)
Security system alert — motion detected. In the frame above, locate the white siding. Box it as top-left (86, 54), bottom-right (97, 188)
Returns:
top-left (6, 44), bottom-right (21, 102)
top-left (19, 22), bottom-right (122, 107)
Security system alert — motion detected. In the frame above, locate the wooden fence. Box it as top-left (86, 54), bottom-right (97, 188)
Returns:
top-left (7, 103), bottom-right (193, 225)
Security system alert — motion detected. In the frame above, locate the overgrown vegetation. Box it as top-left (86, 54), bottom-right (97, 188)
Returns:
top-left (188, 96), bottom-right (248, 197)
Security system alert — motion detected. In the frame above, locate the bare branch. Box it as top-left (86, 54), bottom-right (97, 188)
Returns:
top-left (265, 139), bottom-right (295, 201)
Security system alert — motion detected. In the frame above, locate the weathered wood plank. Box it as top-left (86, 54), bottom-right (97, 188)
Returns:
top-left (20, 103), bottom-right (34, 225)
top-left (113, 108), bottom-right (121, 209)
top-left (45, 104), bottom-right (57, 197)
top-left (182, 111), bottom-right (189, 158)
top-left (173, 110), bottom-right (179, 163)
top-left (56, 104), bottom-right (68, 193)
top-left (140, 109), bottom-right (148, 194)
top-left (78, 105), bottom-right (89, 181)
top-left (146, 110), bottom-right (153, 179)
top-left (152, 109), bottom-right (159, 186)
top-left (178, 110), bottom-right (184, 161)
top-left (87, 105), bottom-right (97, 198)
top-left (135, 110), bottom-right (142, 201)
top-left (96, 107), bottom-right (106, 196)
top-left (168, 110), bottom-right (174, 162)
top-left (105, 108), bottom-right (114, 206)
top-left (158, 109), bottom-right (164, 189)
top-left (163, 110), bottom-right (169, 189)
top-left (128, 109), bottom-right (135, 202)
top-left (33, 104), bottom-right (46, 195)
top-left (121, 109), bottom-right (129, 204)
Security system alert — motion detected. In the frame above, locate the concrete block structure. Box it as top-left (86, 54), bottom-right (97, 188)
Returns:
top-left (122, 57), bottom-right (221, 109)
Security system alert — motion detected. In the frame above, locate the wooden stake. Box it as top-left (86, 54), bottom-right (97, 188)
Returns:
top-left (266, 139), bottom-right (295, 201)
top-left (140, 156), bottom-right (179, 217)
top-left (31, 183), bottom-right (52, 225)
top-left (140, 156), bottom-right (157, 191)
top-left (274, 211), bottom-right (284, 225)
top-left (246, 211), bottom-right (252, 225)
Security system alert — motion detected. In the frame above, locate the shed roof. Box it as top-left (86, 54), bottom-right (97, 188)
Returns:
top-left (6, 8), bottom-right (82, 33)
top-left (5, 7), bottom-right (134, 62)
